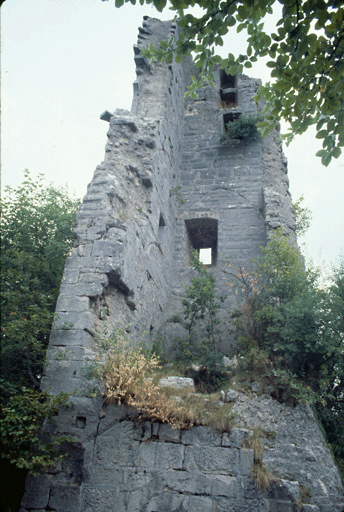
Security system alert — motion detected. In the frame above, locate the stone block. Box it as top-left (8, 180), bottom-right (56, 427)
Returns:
top-left (61, 268), bottom-right (80, 284)
top-left (92, 239), bottom-right (123, 258)
top-left (183, 445), bottom-right (238, 474)
top-left (127, 489), bottom-right (150, 512)
top-left (163, 469), bottom-right (213, 495)
top-left (239, 448), bottom-right (254, 476)
top-left (96, 404), bottom-right (128, 435)
top-left (46, 344), bottom-right (92, 363)
top-left (48, 483), bottom-right (81, 512)
top-left (211, 475), bottom-right (243, 498)
top-left (21, 474), bottom-right (51, 509)
top-left (222, 428), bottom-right (253, 448)
top-left (49, 329), bottom-right (94, 349)
top-left (59, 281), bottom-right (104, 298)
top-left (266, 500), bottom-right (296, 512)
top-left (95, 433), bottom-right (139, 467)
top-left (182, 425), bottom-right (222, 446)
top-left (159, 377), bottom-right (194, 389)
top-left (180, 495), bottom-right (216, 512)
top-left (53, 311), bottom-right (95, 332)
top-left (217, 497), bottom-right (262, 512)
top-left (159, 423), bottom-right (181, 443)
top-left (81, 487), bottom-right (121, 512)
top-left (44, 359), bottom-right (86, 380)
top-left (136, 441), bottom-right (157, 468)
top-left (40, 375), bottom-right (84, 395)
top-left (56, 295), bottom-right (90, 312)
top-left (155, 442), bottom-right (185, 469)
top-left (268, 479), bottom-right (300, 501)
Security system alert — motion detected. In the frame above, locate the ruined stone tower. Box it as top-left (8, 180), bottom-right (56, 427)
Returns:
top-left (21, 18), bottom-right (343, 512)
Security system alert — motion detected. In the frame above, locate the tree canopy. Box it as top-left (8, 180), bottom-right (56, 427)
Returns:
top-left (232, 231), bottom-right (344, 475)
top-left (0, 171), bottom-right (80, 477)
top-left (112, 0), bottom-right (344, 167)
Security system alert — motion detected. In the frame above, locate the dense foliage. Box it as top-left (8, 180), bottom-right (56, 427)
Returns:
top-left (0, 171), bottom-right (80, 473)
top-left (170, 253), bottom-right (227, 391)
top-left (111, 0), bottom-right (344, 166)
top-left (232, 230), bottom-right (344, 474)
top-left (225, 113), bottom-right (263, 139)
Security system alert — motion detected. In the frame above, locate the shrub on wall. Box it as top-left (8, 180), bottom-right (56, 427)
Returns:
top-left (225, 113), bottom-right (263, 140)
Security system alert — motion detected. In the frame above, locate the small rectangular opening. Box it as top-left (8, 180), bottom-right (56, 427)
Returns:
top-left (185, 218), bottom-right (218, 266)
top-left (199, 248), bottom-right (212, 265)
top-left (220, 71), bottom-right (237, 108)
top-left (220, 90), bottom-right (237, 108)
top-left (76, 416), bottom-right (86, 429)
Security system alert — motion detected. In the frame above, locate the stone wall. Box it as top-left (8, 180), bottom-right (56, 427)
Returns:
top-left (20, 17), bottom-right (343, 512)
top-left (21, 394), bottom-right (344, 511)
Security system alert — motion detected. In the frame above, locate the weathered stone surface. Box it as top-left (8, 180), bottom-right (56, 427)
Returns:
top-left (21, 475), bottom-right (51, 509)
top-left (21, 16), bottom-right (344, 512)
top-left (220, 388), bottom-right (239, 402)
top-left (159, 376), bottom-right (194, 389)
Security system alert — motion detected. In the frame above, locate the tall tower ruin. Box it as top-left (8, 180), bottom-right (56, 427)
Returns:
top-left (20, 18), bottom-right (343, 512)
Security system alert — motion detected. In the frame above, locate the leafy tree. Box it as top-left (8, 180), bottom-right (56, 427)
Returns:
top-left (171, 252), bottom-right (222, 350)
top-left (292, 195), bottom-right (312, 238)
top-left (0, 171), bottom-right (80, 474)
top-left (232, 232), bottom-right (344, 474)
top-left (316, 257), bottom-right (344, 475)
top-left (112, 0), bottom-right (344, 166)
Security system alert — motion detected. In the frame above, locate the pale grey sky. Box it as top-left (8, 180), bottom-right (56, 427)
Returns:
top-left (1, 0), bottom-right (343, 266)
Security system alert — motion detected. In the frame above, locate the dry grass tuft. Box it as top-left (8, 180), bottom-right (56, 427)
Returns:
top-left (100, 345), bottom-right (239, 431)
top-left (244, 427), bottom-right (278, 491)
top-left (251, 460), bottom-right (277, 491)
top-left (101, 347), bottom-right (196, 429)
top-left (243, 427), bottom-right (264, 460)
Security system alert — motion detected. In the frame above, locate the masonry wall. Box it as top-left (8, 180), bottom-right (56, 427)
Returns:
top-left (21, 393), bottom-right (344, 511)
top-left (20, 17), bottom-right (343, 512)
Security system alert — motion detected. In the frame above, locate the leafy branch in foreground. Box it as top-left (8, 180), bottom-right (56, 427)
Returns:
top-left (111, 0), bottom-right (344, 166)
top-left (0, 383), bottom-right (72, 475)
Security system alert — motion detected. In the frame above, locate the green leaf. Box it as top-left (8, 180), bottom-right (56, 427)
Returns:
top-left (321, 152), bottom-right (332, 166)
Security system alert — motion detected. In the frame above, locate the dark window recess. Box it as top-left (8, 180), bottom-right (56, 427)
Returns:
top-left (220, 71), bottom-right (237, 108)
top-left (76, 416), bottom-right (87, 429)
top-left (185, 218), bottom-right (218, 266)
top-left (223, 112), bottom-right (241, 132)
top-left (158, 213), bottom-right (166, 241)
top-left (220, 70), bottom-right (236, 89)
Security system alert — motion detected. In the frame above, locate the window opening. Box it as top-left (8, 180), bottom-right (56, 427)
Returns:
top-left (220, 70), bottom-right (236, 89)
top-left (220, 71), bottom-right (237, 108)
top-left (158, 213), bottom-right (166, 241)
top-left (185, 218), bottom-right (218, 266)
top-left (199, 248), bottom-right (212, 265)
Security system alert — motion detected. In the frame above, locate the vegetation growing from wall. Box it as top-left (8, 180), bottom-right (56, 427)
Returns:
top-left (225, 113), bottom-right (263, 140)
top-left (169, 253), bottom-right (227, 391)
top-left (0, 171), bottom-right (80, 475)
top-left (231, 230), bottom-right (344, 475)
top-left (94, 329), bottom-right (236, 431)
